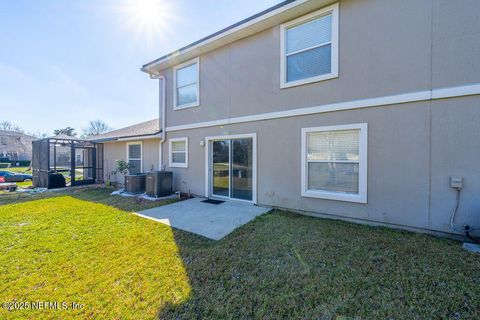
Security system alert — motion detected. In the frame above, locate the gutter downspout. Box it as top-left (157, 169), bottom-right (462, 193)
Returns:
top-left (149, 73), bottom-right (166, 170)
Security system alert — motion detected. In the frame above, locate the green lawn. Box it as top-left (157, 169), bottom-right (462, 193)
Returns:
top-left (0, 188), bottom-right (182, 319)
top-left (0, 167), bottom-right (32, 193)
top-left (1, 166), bottom-right (84, 190)
top-left (5, 166), bottom-right (31, 174)
top-left (15, 181), bottom-right (32, 188)
top-left (0, 188), bottom-right (479, 319)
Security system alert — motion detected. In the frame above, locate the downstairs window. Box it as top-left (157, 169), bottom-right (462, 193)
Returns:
top-left (169, 137), bottom-right (188, 168)
top-left (301, 123), bottom-right (367, 203)
top-left (127, 142), bottom-right (142, 174)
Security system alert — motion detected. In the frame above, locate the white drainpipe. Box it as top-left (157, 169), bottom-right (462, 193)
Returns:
top-left (150, 73), bottom-right (166, 170)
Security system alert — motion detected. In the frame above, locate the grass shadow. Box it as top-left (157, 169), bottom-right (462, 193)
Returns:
top-left (2, 188), bottom-right (479, 318)
top-left (156, 210), bottom-right (480, 319)
top-left (0, 186), bottom-right (178, 212)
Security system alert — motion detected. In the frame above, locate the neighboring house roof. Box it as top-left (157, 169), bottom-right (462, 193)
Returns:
top-left (0, 130), bottom-right (36, 139)
top-left (88, 119), bottom-right (161, 142)
top-left (142, 0), bottom-right (333, 74)
top-left (46, 134), bottom-right (79, 140)
top-left (0, 130), bottom-right (36, 160)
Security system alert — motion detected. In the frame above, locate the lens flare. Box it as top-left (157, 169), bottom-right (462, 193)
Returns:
top-left (117, 0), bottom-right (180, 48)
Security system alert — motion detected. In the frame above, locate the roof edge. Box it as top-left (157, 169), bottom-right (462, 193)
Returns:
top-left (90, 131), bottom-right (162, 143)
top-left (141, 0), bottom-right (319, 73)
top-left (0, 130), bottom-right (37, 138)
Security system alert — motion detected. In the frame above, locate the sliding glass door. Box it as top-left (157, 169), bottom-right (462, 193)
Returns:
top-left (231, 138), bottom-right (253, 200)
top-left (212, 140), bottom-right (230, 197)
top-left (211, 138), bottom-right (253, 201)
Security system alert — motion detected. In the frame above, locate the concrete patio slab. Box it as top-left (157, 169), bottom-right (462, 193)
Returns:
top-left (136, 197), bottom-right (271, 240)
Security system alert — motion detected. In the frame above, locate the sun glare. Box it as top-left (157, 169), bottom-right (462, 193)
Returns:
top-left (118, 0), bottom-right (179, 46)
top-left (129, 0), bottom-right (163, 25)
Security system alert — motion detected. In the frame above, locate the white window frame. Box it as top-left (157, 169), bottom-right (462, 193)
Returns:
top-left (301, 123), bottom-right (367, 203)
top-left (204, 133), bottom-right (257, 204)
top-left (126, 141), bottom-right (143, 173)
top-left (169, 137), bottom-right (188, 168)
top-left (280, 3), bottom-right (339, 89)
top-left (173, 57), bottom-right (200, 110)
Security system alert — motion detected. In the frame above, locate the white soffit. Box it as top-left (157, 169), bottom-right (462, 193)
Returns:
top-left (142, 0), bottom-right (336, 73)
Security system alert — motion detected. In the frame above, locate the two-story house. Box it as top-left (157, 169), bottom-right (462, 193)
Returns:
top-left (93, 0), bottom-right (480, 238)
top-left (0, 130), bottom-right (36, 161)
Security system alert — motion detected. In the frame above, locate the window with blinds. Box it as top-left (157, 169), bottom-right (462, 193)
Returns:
top-left (174, 58), bottom-right (199, 109)
top-left (301, 123), bottom-right (368, 203)
top-left (127, 143), bottom-right (142, 174)
top-left (281, 4), bottom-right (338, 88)
top-left (169, 137), bottom-right (188, 168)
top-left (307, 129), bottom-right (360, 194)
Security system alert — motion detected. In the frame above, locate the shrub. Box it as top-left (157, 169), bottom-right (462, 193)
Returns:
top-left (112, 160), bottom-right (132, 175)
top-left (0, 163), bottom-right (10, 168)
top-left (10, 160), bottom-right (30, 167)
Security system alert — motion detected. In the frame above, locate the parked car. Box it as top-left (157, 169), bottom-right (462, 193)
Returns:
top-left (0, 171), bottom-right (32, 182)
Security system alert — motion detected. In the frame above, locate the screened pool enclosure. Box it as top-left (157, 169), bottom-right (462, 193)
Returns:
top-left (32, 136), bottom-right (103, 188)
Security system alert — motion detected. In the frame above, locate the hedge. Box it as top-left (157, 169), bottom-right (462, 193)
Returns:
top-left (10, 160), bottom-right (31, 167)
top-left (0, 163), bottom-right (10, 168)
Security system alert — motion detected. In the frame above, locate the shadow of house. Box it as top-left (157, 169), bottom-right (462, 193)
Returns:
top-left (156, 212), bottom-right (480, 320)
top-left (0, 130), bottom-right (36, 161)
top-left (155, 213), bottom-right (338, 319)
top-left (2, 187), bottom-right (477, 319)
top-left (45, 191), bottom-right (475, 320)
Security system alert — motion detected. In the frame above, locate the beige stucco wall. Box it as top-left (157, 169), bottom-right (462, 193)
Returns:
top-left (102, 138), bottom-right (160, 184)
top-left (100, 0), bottom-right (480, 235)
top-left (161, 95), bottom-right (480, 236)
top-left (157, 0), bottom-right (480, 129)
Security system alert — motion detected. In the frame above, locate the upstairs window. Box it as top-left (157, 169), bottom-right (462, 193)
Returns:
top-left (281, 3), bottom-right (339, 88)
top-left (174, 58), bottom-right (200, 110)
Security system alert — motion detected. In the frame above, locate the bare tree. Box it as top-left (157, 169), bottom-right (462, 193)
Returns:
top-left (53, 127), bottom-right (77, 137)
top-left (32, 132), bottom-right (48, 139)
top-left (82, 120), bottom-right (112, 137)
top-left (0, 121), bottom-right (24, 133)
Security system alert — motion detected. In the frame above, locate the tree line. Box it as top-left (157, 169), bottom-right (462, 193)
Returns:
top-left (0, 120), bottom-right (112, 139)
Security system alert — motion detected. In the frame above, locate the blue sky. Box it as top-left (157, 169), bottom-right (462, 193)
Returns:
top-left (0, 0), bottom-right (281, 136)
